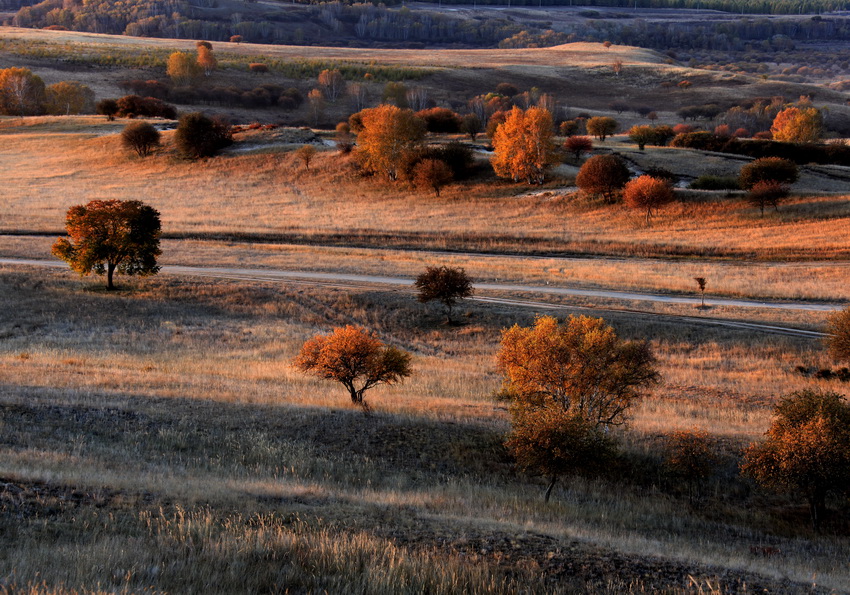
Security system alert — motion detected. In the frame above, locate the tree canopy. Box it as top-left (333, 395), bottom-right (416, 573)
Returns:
top-left (491, 106), bottom-right (556, 184)
top-left (742, 390), bottom-right (850, 530)
top-left (52, 199), bottom-right (162, 290)
top-left (498, 315), bottom-right (659, 429)
top-left (623, 175), bottom-right (674, 224)
top-left (354, 104), bottom-right (425, 181)
top-left (293, 325), bottom-right (412, 407)
top-left (770, 106), bottom-right (823, 143)
top-left (575, 154), bottom-right (630, 202)
top-left (414, 266), bottom-right (473, 324)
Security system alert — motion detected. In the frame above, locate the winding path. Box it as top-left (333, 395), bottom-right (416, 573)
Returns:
top-left (1, 257), bottom-right (836, 339)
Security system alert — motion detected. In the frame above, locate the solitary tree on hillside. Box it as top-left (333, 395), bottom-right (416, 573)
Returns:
top-left (575, 154), bottom-right (630, 203)
top-left (742, 390), bottom-right (850, 530)
top-left (623, 175), bottom-right (674, 225)
top-left (491, 106), bottom-right (556, 185)
top-left (121, 122), bottom-right (161, 157)
top-left (665, 429), bottom-right (717, 503)
top-left (296, 144), bottom-right (317, 170)
top-left (52, 199), bottom-right (162, 290)
top-left (414, 265), bottom-right (473, 324)
top-left (747, 181), bottom-right (789, 216)
top-left (294, 325), bottom-right (412, 407)
top-left (498, 315), bottom-right (659, 501)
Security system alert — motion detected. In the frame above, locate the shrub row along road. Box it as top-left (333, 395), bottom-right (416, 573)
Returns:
top-left (0, 258), bottom-right (834, 339)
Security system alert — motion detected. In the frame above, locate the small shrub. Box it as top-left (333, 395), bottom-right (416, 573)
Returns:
top-left (121, 122), bottom-right (160, 157)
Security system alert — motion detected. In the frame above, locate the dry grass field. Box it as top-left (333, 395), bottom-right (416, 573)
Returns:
top-left (1, 266), bottom-right (848, 594)
top-left (1, 31), bottom-right (849, 593)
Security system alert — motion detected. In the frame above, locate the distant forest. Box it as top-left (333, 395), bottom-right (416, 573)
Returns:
top-left (6, 0), bottom-right (850, 51)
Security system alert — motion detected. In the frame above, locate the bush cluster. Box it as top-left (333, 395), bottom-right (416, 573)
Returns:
top-left (671, 132), bottom-right (850, 165)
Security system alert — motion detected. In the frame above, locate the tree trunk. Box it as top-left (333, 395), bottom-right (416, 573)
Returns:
top-left (106, 262), bottom-right (116, 290)
top-left (544, 475), bottom-right (558, 503)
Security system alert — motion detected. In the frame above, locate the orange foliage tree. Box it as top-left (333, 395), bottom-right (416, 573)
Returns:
top-left (318, 69), bottom-right (345, 102)
top-left (52, 200), bottom-right (162, 290)
top-left (294, 325), bottom-right (412, 406)
top-left (354, 104), bottom-right (425, 181)
top-left (770, 106), bottom-right (823, 143)
top-left (498, 315), bottom-right (658, 500)
top-left (491, 106), bottom-right (556, 185)
top-left (0, 67), bottom-right (45, 116)
top-left (413, 159), bottom-right (453, 197)
top-left (742, 390), bottom-right (850, 530)
top-left (45, 81), bottom-right (94, 115)
top-left (575, 154), bottom-right (630, 202)
top-left (196, 45), bottom-right (217, 77)
top-left (563, 135), bottom-right (592, 161)
top-left (623, 175), bottom-right (674, 224)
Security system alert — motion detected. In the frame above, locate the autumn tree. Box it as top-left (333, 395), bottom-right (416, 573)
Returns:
top-left (694, 277), bottom-right (707, 308)
top-left (491, 106), bottom-right (556, 185)
top-left (665, 429), bottom-right (717, 502)
top-left (45, 81), bottom-right (95, 115)
top-left (348, 82), bottom-right (369, 112)
top-left (318, 69), bottom-right (345, 102)
top-left (307, 88), bottom-right (325, 126)
top-left (196, 44), bottom-right (217, 77)
top-left (586, 116), bottom-right (617, 141)
top-left (293, 325), bottom-right (412, 407)
top-left (229, 35), bottom-right (243, 44)
top-left (414, 266), bottom-right (473, 324)
top-left (739, 157), bottom-right (798, 190)
top-left (96, 98), bottom-right (119, 120)
top-left (174, 112), bottom-right (232, 158)
top-left (575, 154), bottom-right (630, 203)
top-left (121, 122), bottom-right (161, 157)
top-left (413, 159), bottom-right (453, 197)
top-left (296, 144), bottom-right (317, 170)
top-left (742, 390), bottom-right (850, 530)
top-left (354, 104), bottom-right (425, 181)
top-left (335, 122), bottom-right (354, 153)
top-left (826, 307), bottom-right (850, 364)
top-left (166, 52), bottom-right (200, 86)
top-left (52, 199), bottom-right (162, 290)
top-left (498, 315), bottom-right (659, 428)
top-left (461, 113), bottom-right (482, 141)
top-left (563, 136), bottom-right (592, 161)
top-left (770, 106), bottom-right (823, 143)
top-left (506, 406), bottom-right (616, 502)
top-left (623, 175), bottom-right (674, 224)
top-left (747, 181), bottom-right (789, 216)
top-left (0, 67), bottom-right (45, 116)
top-left (498, 315), bottom-right (659, 500)
top-left (627, 125), bottom-right (655, 151)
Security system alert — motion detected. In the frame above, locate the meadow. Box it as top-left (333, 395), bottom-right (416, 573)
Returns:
top-left (1, 30), bottom-right (849, 592)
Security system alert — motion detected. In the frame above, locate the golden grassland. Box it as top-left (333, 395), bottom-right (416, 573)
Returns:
top-left (1, 268), bottom-right (848, 593)
top-left (1, 116), bottom-right (849, 593)
top-left (0, 26), bottom-right (667, 69)
top-left (1, 118), bottom-right (850, 264)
